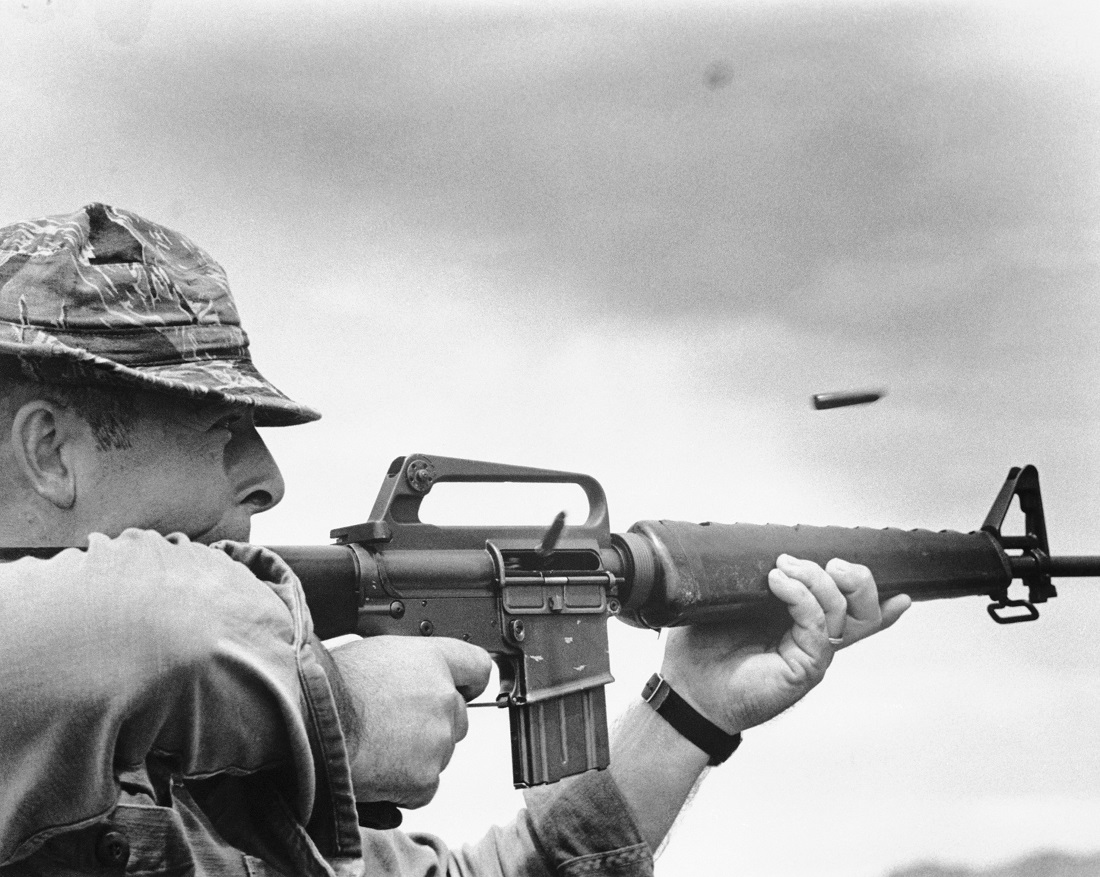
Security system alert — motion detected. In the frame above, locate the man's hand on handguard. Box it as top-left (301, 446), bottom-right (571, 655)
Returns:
top-left (662, 554), bottom-right (912, 735)
top-left (606, 556), bottom-right (909, 854)
top-left (329, 636), bottom-right (492, 808)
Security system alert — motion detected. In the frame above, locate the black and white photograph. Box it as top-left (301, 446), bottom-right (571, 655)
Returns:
top-left (1, 2), bottom-right (1098, 875)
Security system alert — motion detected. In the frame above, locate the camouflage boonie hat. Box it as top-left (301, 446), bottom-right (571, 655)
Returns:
top-left (0, 203), bottom-right (320, 426)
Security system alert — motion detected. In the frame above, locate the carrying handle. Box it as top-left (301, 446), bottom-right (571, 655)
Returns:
top-left (332, 453), bottom-right (612, 549)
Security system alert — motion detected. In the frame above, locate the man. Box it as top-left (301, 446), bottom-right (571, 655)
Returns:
top-left (0, 204), bottom-right (910, 876)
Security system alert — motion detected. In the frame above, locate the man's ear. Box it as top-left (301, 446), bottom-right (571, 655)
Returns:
top-left (10, 400), bottom-right (79, 509)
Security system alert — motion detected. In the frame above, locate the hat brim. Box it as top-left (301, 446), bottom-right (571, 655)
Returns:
top-left (0, 333), bottom-right (321, 427)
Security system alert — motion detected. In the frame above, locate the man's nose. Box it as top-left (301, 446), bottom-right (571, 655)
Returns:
top-left (230, 426), bottom-right (286, 513)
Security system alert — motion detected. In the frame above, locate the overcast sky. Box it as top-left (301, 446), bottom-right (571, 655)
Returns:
top-left (2, 1), bottom-right (1099, 874)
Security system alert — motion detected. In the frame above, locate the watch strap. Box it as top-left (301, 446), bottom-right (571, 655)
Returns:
top-left (641, 673), bottom-right (742, 766)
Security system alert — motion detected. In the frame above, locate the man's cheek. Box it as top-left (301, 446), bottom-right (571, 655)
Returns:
top-left (191, 501), bottom-right (254, 544)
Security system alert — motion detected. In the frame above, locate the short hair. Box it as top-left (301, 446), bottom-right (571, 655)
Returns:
top-left (0, 356), bottom-right (137, 451)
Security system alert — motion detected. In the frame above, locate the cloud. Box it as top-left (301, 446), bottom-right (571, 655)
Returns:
top-left (83, 1), bottom-right (1093, 409)
top-left (6, 4), bottom-right (1095, 327)
top-left (4, 2), bottom-right (1095, 444)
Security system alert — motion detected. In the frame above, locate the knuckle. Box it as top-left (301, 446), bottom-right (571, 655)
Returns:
top-left (827, 560), bottom-right (876, 596)
top-left (451, 692), bottom-right (469, 738)
top-left (406, 777), bottom-right (441, 809)
top-left (794, 558), bottom-right (827, 580)
top-left (848, 564), bottom-right (874, 584)
top-left (829, 557), bottom-right (872, 581)
top-left (786, 654), bottom-right (827, 689)
top-left (422, 777), bottom-right (441, 804)
top-left (422, 723), bottom-right (456, 764)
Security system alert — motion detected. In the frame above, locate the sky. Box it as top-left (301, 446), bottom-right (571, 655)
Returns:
top-left (2, 1), bottom-right (1099, 874)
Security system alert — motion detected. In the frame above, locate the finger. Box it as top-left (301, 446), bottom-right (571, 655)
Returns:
top-left (825, 558), bottom-right (881, 625)
top-left (433, 639), bottom-right (493, 701)
top-left (879, 593), bottom-right (912, 629)
top-left (767, 567), bottom-right (829, 662)
top-left (776, 554), bottom-right (847, 639)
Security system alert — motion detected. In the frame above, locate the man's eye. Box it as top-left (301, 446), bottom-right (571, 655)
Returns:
top-left (211, 416), bottom-right (239, 432)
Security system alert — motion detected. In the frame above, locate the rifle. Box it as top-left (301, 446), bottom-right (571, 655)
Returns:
top-left (5, 455), bottom-right (1099, 794)
top-left (264, 454), bottom-right (1100, 794)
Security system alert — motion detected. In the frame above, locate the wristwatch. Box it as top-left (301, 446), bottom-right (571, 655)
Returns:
top-left (641, 673), bottom-right (742, 766)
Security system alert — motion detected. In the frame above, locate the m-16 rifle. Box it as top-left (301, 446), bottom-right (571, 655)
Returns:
top-left (266, 454), bottom-right (1100, 795)
top-left (5, 455), bottom-right (1099, 797)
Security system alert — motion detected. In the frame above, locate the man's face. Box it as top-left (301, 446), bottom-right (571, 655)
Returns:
top-left (75, 392), bottom-right (286, 544)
